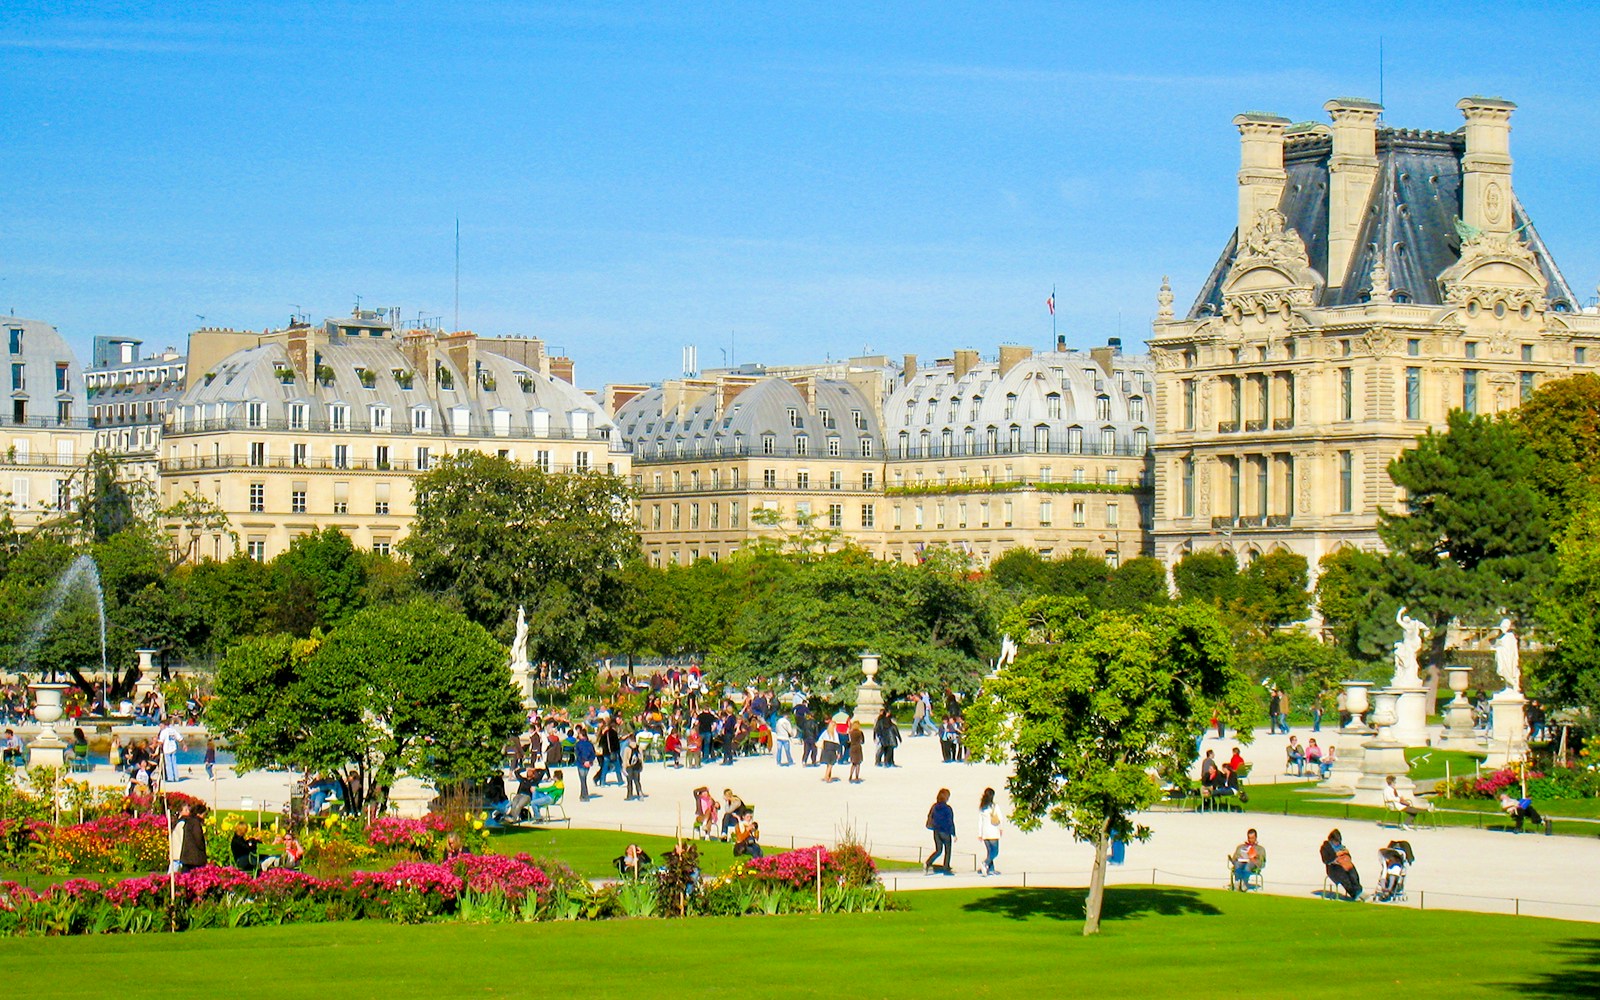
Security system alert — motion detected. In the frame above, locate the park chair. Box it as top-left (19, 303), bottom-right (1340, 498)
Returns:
top-left (533, 786), bottom-right (570, 825)
top-left (1381, 801), bottom-right (1436, 831)
top-left (1225, 855), bottom-right (1264, 892)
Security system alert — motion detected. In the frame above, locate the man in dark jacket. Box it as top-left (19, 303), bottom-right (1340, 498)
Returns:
top-left (873, 707), bottom-right (902, 767)
top-left (598, 721), bottom-right (621, 787)
top-left (179, 802), bottom-right (210, 872)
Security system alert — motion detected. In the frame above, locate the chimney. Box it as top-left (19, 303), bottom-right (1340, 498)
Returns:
top-left (286, 323), bottom-right (313, 385)
top-left (1090, 345), bottom-right (1115, 376)
top-left (1324, 98), bottom-right (1383, 286)
top-left (997, 344), bottom-right (1033, 377)
top-left (401, 330), bottom-right (433, 386)
top-left (902, 354), bottom-right (917, 385)
top-left (1457, 96), bottom-right (1517, 236)
top-left (606, 384), bottom-right (648, 412)
top-left (952, 349), bottom-right (980, 379)
top-left (1232, 112), bottom-right (1292, 237)
top-left (548, 355), bottom-right (574, 384)
top-left (443, 330), bottom-right (478, 392)
top-left (1055, 334), bottom-right (1067, 352)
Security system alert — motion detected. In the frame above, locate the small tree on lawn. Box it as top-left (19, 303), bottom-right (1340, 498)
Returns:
top-left (965, 596), bottom-right (1250, 935)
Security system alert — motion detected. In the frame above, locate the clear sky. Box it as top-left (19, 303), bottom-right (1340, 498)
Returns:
top-left (6, 1), bottom-right (1599, 387)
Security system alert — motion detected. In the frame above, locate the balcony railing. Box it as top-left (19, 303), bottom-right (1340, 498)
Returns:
top-left (165, 414), bottom-right (620, 446)
top-left (1216, 421), bottom-right (1239, 433)
top-left (1272, 418), bottom-right (1294, 431)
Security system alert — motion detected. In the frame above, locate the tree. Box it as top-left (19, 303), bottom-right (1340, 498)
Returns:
top-left (403, 452), bottom-right (637, 669)
top-left (1515, 373), bottom-right (1600, 524)
top-left (989, 548), bottom-right (1054, 595)
top-left (1235, 550), bottom-right (1310, 629)
top-left (1535, 489), bottom-right (1600, 732)
top-left (209, 601), bottom-right (523, 811)
top-left (1103, 556), bottom-right (1171, 611)
top-left (270, 527), bottom-right (368, 635)
top-left (1315, 547), bottom-right (1395, 663)
top-left (1172, 550), bottom-right (1238, 606)
top-left (1243, 627), bottom-right (1349, 702)
top-left (1380, 410), bottom-right (1554, 700)
top-left (965, 597), bottom-right (1249, 935)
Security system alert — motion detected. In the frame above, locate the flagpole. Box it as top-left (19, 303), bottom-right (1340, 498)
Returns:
top-left (1051, 284), bottom-right (1057, 343)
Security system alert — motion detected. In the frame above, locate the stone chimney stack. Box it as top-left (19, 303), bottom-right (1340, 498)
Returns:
top-left (1233, 112), bottom-right (1292, 237)
top-left (902, 354), bottom-right (917, 385)
top-left (1457, 96), bottom-right (1517, 236)
top-left (952, 349), bottom-right (980, 380)
top-left (1324, 98), bottom-right (1383, 286)
top-left (997, 344), bottom-right (1033, 377)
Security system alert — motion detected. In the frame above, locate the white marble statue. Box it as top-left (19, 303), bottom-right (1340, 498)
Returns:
top-left (998, 634), bottom-right (1019, 668)
top-left (1391, 607), bottom-right (1429, 688)
top-left (1492, 618), bottom-right (1521, 694)
top-left (511, 605), bottom-right (530, 673)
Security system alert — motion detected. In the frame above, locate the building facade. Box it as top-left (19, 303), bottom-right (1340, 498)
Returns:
top-left (161, 312), bottom-right (628, 561)
top-left (1150, 96), bottom-right (1600, 571)
top-left (1, 315), bottom-right (93, 529)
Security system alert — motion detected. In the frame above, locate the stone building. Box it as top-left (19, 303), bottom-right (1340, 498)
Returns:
top-left (880, 342), bottom-right (1154, 566)
top-left (1, 315), bottom-right (93, 529)
top-left (1149, 96), bottom-right (1600, 571)
top-left (161, 311), bottom-right (627, 560)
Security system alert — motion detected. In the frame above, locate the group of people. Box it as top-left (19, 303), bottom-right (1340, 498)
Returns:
top-left (1198, 747), bottom-right (1250, 802)
top-left (691, 786), bottom-right (760, 856)
top-left (923, 786), bottom-right (1003, 877)
top-left (1230, 827), bottom-right (1410, 904)
top-left (1284, 735), bottom-right (1335, 779)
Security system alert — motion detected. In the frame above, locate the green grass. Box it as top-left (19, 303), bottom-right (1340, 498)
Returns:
top-left (1230, 781), bottom-right (1600, 835)
top-left (1406, 747), bottom-right (1488, 782)
top-left (487, 826), bottom-right (917, 879)
top-left (1, 887), bottom-right (1594, 999)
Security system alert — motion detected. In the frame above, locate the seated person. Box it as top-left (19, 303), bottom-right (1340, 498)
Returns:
top-left (529, 771), bottom-right (561, 821)
top-left (1211, 763), bottom-right (1242, 799)
top-left (231, 823), bottom-right (262, 872)
top-left (1374, 843), bottom-right (1409, 901)
top-left (1382, 775), bottom-right (1430, 827)
top-left (1227, 747), bottom-right (1246, 775)
top-left (732, 810), bottom-right (763, 859)
top-left (1, 729), bottom-right (23, 765)
top-left (1286, 736), bottom-right (1305, 776)
top-left (663, 730), bottom-right (683, 767)
top-left (1231, 828), bottom-right (1266, 888)
top-left (1304, 738), bottom-right (1323, 774)
top-left (1320, 828), bottom-right (1362, 900)
top-left (443, 832), bottom-right (472, 860)
top-left (1318, 745), bottom-right (1337, 780)
top-left (259, 830), bottom-right (304, 872)
top-left (685, 730), bottom-right (703, 768)
top-left (613, 843), bottom-right (653, 878)
top-left (502, 766), bottom-right (537, 822)
top-left (1499, 792), bottom-right (1545, 833)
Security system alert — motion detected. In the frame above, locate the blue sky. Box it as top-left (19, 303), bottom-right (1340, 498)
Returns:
top-left (5, 1), bottom-right (1599, 387)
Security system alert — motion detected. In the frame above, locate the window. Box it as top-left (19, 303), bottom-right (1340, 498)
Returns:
top-left (288, 403), bottom-right (307, 430)
top-left (57, 401), bottom-right (71, 423)
top-left (1521, 344), bottom-right (1534, 363)
top-left (246, 402), bottom-right (265, 428)
top-left (787, 407), bottom-right (800, 427)
top-left (731, 501), bottom-right (741, 527)
top-left (1106, 468), bottom-right (1119, 485)
top-left (1009, 425), bottom-right (1022, 451)
top-left (1034, 425), bottom-right (1050, 451)
top-left (862, 471), bottom-right (875, 490)
top-left (1464, 341), bottom-right (1478, 360)
top-left (796, 470), bottom-right (810, 489)
top-left (1038, 500), bottom-right (1053, 527)
top-left (247, 540), bottom-right (266, 561)
top-left (370, 406), bottom-right (390, 431)
top-left (1406, 368), bottom-right (1422, 420)
top-left (1004, 393), bottom-right (1017, 419)
top-left (291, 489), bottom-right (307, 514)
top-left (1339, 368), bottom-right (1353, 420)
top-left (1066, 426), bottom-right (1082, 453)
top-left (1100, 427), bottom-right (1115, 454)
top-left (795, 435), bottom-right (808, 456)
top-left (292, 443), bottom-right (308, 467)
top-left (1577, 346), bottom-right (1588, 365)
top-left (827, 436), bottom-right (841, 457)
top-left (828, 503), bottom-right (843, 528)
top-left (1181, 457), bottom-right (1195, 518)
top-left (329, 404), bottom-right (349, 431)
top-left (1408, 338), bottom-right (1421, 357)
top-left (762, 434), bottom-right (776, 456)
top-left (1339, 451), bottom-right (1354, 512)
top-left (860, 503), bottom-right (875, 528)
top-left (248, 442), bottom-right (267, 466)
top-left (575, 451), bottom-right (590, 472)
top-left (333, 444), bottom-right (349, 469)
top-left (1520, 371), bottom-right (1535, 403)
top-left (1130, 397), bottom-right (1145, 422)
top-left (1095, 395), bottom-right (1111, 420)
top-left (249, 483), bottom-right (265, 513)
top-left (710, 502), bottom-right (720, 528)
top-left (1182, 379), bottom-right (1195, 430)
top-left (1106, 502), bottom-right (1120, 527)
top-left (9, 363), bottom-right (22, 391)
top-left (416, 446), bottom-right (431, 471)
top-left (829, 470), bottom-right (842, 490)
top-left (412, 407), bottom-right (431, 432)
top-left (7, 328), bottom-right (21, 354)
top-left (859, 436), bottom-right (873, 458)
top-left (1002, 500), bottom-right (1014, 528)
top-left (690, 503), bottom-right (701, 528)
top-left (1072, 500), bottom-right (1086, 527)
top-left (1463, 369), bottom-right (1480, 414)
top-left (375, 499), bottom-right (390, 515)
top-left (534, 449), bottom-right (550, 472)
top-left (1046, 393), bottom-right (1062, 419)
top-left (763, 469), bottom-right (777, 489)
top-left (1227, 457), bottom-right (1241, 517)
top-left (373, 541), bottom-right (392, 557)
top-left (375, 445), bottom-right (391, 469)
top-left (1135, 428), bottom-right (1149, 453)
top-left (651, 504), bottom-right (662, 529)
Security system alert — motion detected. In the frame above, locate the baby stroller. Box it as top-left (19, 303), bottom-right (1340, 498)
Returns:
top-left (1372, 840), bottom-right (1413, 903)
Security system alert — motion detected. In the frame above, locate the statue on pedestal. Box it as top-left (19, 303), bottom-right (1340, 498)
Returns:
top-left (1492, 618), bottom-right (1521, 694)
top-left (1391, 607), bottom-right (1428, 688)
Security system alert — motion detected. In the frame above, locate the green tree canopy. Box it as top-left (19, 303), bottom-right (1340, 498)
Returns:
top-left (1516, 373), bottom-right (1600, 524)
top-left (403, 451), bottom-right (637, 669)
top-left (1172, 550), bottom-right (1238, 606)
top-left (1235, 549), bottom-right (1311, 630)
top-left (1535, 489), bottom-right (1600, 732)
top-left (965, 597), bottom-right (1249, 935)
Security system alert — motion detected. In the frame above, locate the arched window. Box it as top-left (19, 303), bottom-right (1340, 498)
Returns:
top-left (964, 427), bottom-right (976, 454)
top-left (1096, 394), bottom-right (1112, 421)
top-left (898, 431), bottom-right (910, 458)
top-left (1004, 393), bottom-right (1018, 419)
top-left (1135, 428), bottom-right (1149, 453)
top-left (1034, 424), bottom-right (1051, 452)
top-left (919, 429), bottom-right (932, 456)
top-left (1008, 424), bottom-right (1022, 451)
top-left (1066, 425), bottom-right (1083, 453)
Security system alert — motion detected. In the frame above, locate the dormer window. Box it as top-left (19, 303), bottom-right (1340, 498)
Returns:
top-left (246, 402), bottom-right (265, 428)
top-left (288, 403), bottom-right (307, 430)
top-left (369, 405), bottom-right (390, 431)
top-left (1046, 392), bottom-right (1062, 419)
top-left (328, 404), bottom-right (349, 431)
top-left (761, 433), bottom-right (776, 455)
top-left (1095, 395), bottom-right (1111, 421)
top-left (1130, 397), bottom-right (1145, 421)
top-left (787, 407), bottom-right (800, 427)
top-left (1004, 393), bottom-right (1017, 420)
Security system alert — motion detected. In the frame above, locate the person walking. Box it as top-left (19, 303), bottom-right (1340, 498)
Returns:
top-left (874, 707), bottom-right (901, 767)
top-left (624, 739), bottom-right (646, 801)
top-left (178, 802), bottom-right (209, 873)
top-left (820, 722), bottom-right (840, 783)
top-left (203, 738), bottom-right (216, 781)
top-left (978, 787), bottom-right (1002, 876)
top-left (1267, 688), bottom-right (1283, 735)
top-left (924, 788), bottom-right (956, 875)
top-left (800, 712), bottom-right (820, 767)
top-left (847, 720), bottom-right (866, 783)
top-left (574, 727), bottom-right (596, 800)
top-left (912, 691), bottom-right (932, 737)
top-left (774, 711), bottom-right (796, 767)
top-left (157, 717), bottom-right (183, 784)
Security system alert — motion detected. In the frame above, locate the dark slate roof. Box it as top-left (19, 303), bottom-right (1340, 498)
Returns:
top-left (1189, 129), bottom-right (1578, 317)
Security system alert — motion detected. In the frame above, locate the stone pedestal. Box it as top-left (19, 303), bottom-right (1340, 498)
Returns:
top-left (1438, 665), bottom-right (1477, 748)
top-left (1351, 689), bottom-right (1415, 805)
top-left (853, 653), bottom-right (884, 726)
top-left (387, 776), bottom-right (436, 818)
top-left (1389, 685), bottom-right (1430, 747)
top-left (1484, 689), bottom-right (1528, 768)
top-left (133, 649), bottom-right (159, 707)
top-left (26, 683), bottom-right (70, 768)
top-left (1340, 681), bottom-right (1374, 736)
top-left (1322, 735), bottom-right (1366, 792)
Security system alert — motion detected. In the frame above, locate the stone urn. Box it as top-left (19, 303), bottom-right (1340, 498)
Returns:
top-left (1341, 680), bottom-right (1374, 733)
top-left (1440, 665), bottom-right (1477, 745)
top-left (1369, 689), bottom-right (1399, 739)
top-left (852, 652), bottom-right (884, 726)
top-left (27, 682), bottom-right (70, 767)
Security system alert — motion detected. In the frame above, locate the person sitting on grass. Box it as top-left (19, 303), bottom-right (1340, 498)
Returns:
top-left (1499, 791), bottom-right (1545, 833)
top-left (732, 809), bottom-right (763, 859)
top-left (1231, 828), bottom-right (1266, 889)
top-left (1383, 775), bottom-right (1430, 828)
top-left (614, 843), bottom-right (653, 878)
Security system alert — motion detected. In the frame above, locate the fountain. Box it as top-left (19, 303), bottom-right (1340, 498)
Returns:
top-left (17, 555), bottom-right (109, 764)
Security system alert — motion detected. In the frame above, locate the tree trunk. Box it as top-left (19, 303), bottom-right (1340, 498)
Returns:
top-left (1083, 816), bottom-right (1111, 936)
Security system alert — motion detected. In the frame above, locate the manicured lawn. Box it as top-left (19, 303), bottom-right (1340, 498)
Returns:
top-left (1406, 747), bottom-right (1488, 782)
top-left (1233, 781), bottom-right (1600, 835)
top-left (1, 887), bottom-right (1594, 999)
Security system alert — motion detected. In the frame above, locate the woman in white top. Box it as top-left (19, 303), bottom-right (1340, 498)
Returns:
top-left (978, 787), bottom-right (1002, 876)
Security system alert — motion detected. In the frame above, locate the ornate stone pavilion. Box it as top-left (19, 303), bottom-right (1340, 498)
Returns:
top-left (1150, 96), bottom-right (1600, 571)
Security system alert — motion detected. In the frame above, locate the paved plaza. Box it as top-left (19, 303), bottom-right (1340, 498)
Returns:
top-left (87, 724), bottom-right (1600, 923)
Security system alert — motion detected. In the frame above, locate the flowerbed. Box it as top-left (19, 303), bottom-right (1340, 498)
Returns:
top-left (1443, 761), bottom-right (1600, 801)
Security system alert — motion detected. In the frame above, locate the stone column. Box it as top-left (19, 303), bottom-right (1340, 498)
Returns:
top-left (1389, 685), bottom-right (1430, 747)
top-left (853, 653), bottom-right (884, 726)
top-left (1324, 680), bottom-right (1372, 792)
